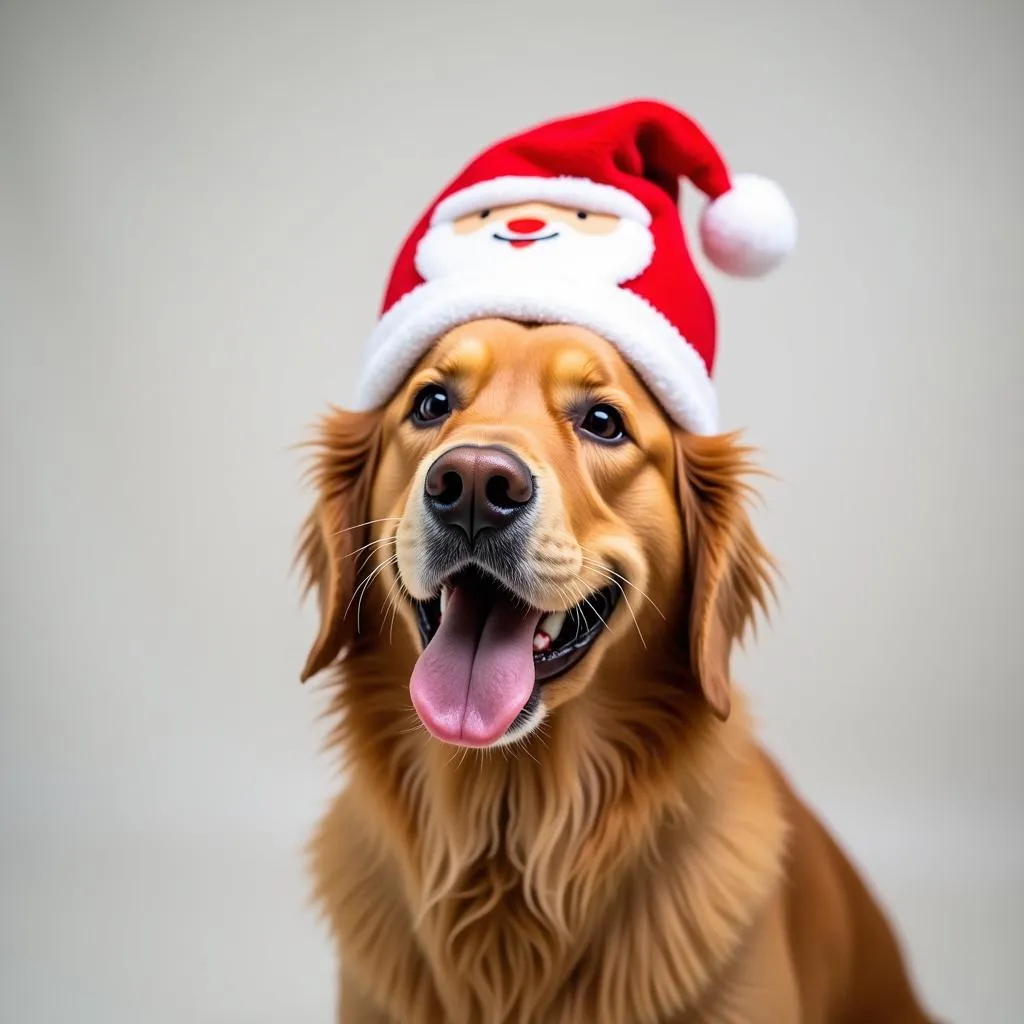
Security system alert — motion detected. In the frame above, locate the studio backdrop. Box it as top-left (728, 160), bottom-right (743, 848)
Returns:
top-left (1, 1), bottom-right (1021, 1021)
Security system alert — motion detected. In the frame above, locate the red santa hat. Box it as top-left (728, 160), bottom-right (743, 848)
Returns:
top-left (356, 99), bottom-right (796, 434)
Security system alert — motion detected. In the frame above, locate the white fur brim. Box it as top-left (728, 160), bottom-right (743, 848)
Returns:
top-left (356, 271), bottom-right (718, 434)
top-left (700, 173), bottom-right (797, 278)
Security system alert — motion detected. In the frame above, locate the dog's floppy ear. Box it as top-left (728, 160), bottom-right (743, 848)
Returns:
top-left (297, 407), bottom-right (384, 682)
top-left (674, 431), bottom-right (775, 720)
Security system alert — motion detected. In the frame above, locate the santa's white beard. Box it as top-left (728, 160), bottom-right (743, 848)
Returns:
top-left (415, 217), bottom-right (654, 285)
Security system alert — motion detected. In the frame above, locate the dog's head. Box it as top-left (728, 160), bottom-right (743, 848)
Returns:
top-left (300, 318), bottom-right (772, 749)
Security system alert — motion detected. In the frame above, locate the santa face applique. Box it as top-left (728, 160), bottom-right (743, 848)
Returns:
top-left (415, 200), bottom-right (655, 285)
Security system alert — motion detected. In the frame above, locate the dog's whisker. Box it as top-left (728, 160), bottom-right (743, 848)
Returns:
top-left (575, 562), bottom-right (647, 648)
top-left (581, 595), bottom-right (611, 637)
top-left (612, 580), bottom-right (646, 649)
top-left (566, 569), bottom-right (632, 649)
top-left (386, 583), bottom-right (405, 645)
top-left (356, 536), bottom-right (398, 575)
top-left (343, 533), bottom-right (397, 562)
top-left (359, 555), bottom-right (399, 628)
top-left (552, 581), bottom-right (585, 643)
top-left (379, 572), bottom-right (405, 643)
top-left (579, 551), bottom-right (665, 619)
top-left (347, 551), bottom-right (395, 616)
top-left (579, 549), bottom-right (655, 600)
top-left (349, 553), bottom-right (399, 633)
top-left (329, 516), bottom-right (403, 538)
top-left (385, 567), bottom-right (413, 645)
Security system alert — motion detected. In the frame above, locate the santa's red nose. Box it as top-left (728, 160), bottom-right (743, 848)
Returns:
top-left (505, 217), bottom-right (547, 235)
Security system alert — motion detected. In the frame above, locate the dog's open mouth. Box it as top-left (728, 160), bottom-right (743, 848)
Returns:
top-left (410, 566), bottom-right (619, 747)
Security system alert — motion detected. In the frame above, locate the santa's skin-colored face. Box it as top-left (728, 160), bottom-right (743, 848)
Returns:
top-left (416, 200), bottom-right (654, 285)
top-left (452, 201), bottom-right (621, 242)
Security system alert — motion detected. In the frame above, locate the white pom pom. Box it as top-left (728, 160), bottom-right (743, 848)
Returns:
top-left (699, 173), bottom-right (797, 278)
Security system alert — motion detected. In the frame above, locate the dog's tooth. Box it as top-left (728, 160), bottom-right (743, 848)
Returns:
top-left (439, 587), bottom-right (449, 616)
top-left (532, 632), bottom-right (551, 652)
top-left (539, 610), bottom-right (565, 641)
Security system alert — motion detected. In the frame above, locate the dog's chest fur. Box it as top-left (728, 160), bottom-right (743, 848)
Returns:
top-left (312, 695), bottom-right (787, 1024)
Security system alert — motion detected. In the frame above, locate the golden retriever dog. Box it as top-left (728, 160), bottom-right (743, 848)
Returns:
top-left (298, 318), bottom-right (938, 1023)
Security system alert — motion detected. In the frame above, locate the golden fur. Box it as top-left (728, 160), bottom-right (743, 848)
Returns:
top-left (298, 320), bottom-right (937, 1023)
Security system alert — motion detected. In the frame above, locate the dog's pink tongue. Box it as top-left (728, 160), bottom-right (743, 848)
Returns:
top-left (410, 584), bottom-right (542, 747)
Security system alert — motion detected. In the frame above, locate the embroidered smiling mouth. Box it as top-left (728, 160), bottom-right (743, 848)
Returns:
top-left (492, 231), bottom-right (560, 247)
top-left (410, 565), bottom-right (620, 746)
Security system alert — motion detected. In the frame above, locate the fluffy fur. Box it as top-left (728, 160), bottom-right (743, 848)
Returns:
top-left (298, 320), bottom-right (936, 1023)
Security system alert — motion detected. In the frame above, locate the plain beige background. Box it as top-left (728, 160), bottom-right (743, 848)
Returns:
top-left (1, 0), bottom-right (1022, 1021)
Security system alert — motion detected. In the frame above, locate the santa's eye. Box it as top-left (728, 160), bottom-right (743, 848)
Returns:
top-left (576, 211), bottom-right (589, 220)
top-left (479, 209), bottom-right (491, 219)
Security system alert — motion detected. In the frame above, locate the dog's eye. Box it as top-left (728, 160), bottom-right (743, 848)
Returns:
top-left (579, 403), bottom-right (627, 443)
top-left (411, 384), bottom-right (452, 426)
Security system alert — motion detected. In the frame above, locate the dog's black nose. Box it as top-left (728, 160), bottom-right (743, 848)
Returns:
top-left (424, 445), bottom-right (534, 540)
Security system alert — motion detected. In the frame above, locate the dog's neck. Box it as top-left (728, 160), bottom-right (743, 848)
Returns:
top-left (328, 635), bottom-right (787, 1022)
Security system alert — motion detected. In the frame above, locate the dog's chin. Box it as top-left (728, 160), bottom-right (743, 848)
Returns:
top-left (408, 564), bottom-right (620, 749)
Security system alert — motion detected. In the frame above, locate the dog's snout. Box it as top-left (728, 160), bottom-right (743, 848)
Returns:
top-left (424, 445), bottom-right (534, 540)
